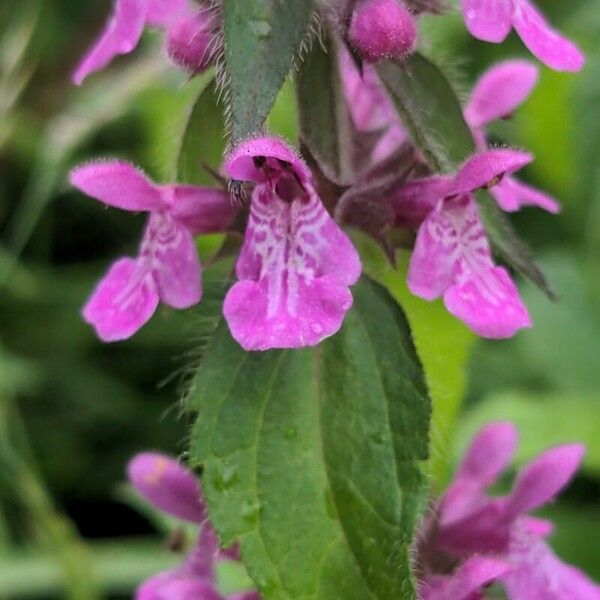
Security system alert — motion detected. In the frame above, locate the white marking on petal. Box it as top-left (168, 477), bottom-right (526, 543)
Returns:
top-left (248, 183), bottom-right (330, 319)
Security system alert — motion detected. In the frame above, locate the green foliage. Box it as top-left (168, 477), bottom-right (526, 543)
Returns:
top-left (377, 54), bottom-right (473, 173)
top-left (355, 234), bottom-right (476, 489)
top-left (189, 278), bottom-right (431, 599)
top-left (295, 35), bottom-right (352, 184)
top-left (221, 0), bottom-right (316, 142)
top-left (176, 77), bottom-right (227, 185)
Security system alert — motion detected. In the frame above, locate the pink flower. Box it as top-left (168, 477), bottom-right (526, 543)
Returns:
top-left (128, 453), bottom-right (260, 600)
top-left (420, 556), bottom-right (509, 600)
top-left (70, 162), bottom-right (236, 341)
top-left (223, 137), bottom-right (361, 351)
top-left (73, 0), bottom-right (216, 85)
top-left (460, 0), bottom-right (584, 72)
top-left (348, 0), bottom-right (418, 63)
top-left (393, 149), bottom-right (533, 337)
top-left (339, 48), bottom-right (407, 164)
top-left (465, 60), bottom-right (560, 213)
top-left (427, 422), bottom-right (600, 600)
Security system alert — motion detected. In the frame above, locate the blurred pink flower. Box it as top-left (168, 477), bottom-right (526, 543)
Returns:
top-left (419, 422), bottom-right (600, 600)
top-left (73, 0), bottom-right (216, 85)
top-left (339, 48), bottom-right (407, 164)
top-left (465, 60), bottom-right (560, 213)
top-left (128, 453), bottom-right (260, 600)
top-left (460, 0), bottom-right (584, 72)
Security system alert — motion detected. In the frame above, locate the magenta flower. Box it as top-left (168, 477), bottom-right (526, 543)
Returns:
top-left (420, 556), bottom-right (509, 600)
top-left (73, 0), bottom-right (216, 85)
top-left (339, 48), bottom-right (407, 163)
top-left (393, 149), bottom-right (533, 337)
top-left (465, 60), bottom-right (560, 213)
top-left (223, 137), bottom-right (361, 351)
top-left (426, 422), bottom-right (600, 600)
top-left (348, 0), bottom-right (418, 63)
top-left (461, 0), bottom-right (584, 72)
top-left (128, 453), bottom-right (260, 600)
top-left (70, 162), bottom-right (236, 341)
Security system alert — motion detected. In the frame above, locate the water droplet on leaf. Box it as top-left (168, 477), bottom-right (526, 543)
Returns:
top-left (213, 461), bottom-right (239, 491)
top-left (248, 20), bottom-right (272, 38)
top-left (241, 499), bottom-right (262, 524)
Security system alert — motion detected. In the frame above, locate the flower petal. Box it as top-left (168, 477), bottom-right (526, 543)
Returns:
top-left (155, 579), bottom-right (222, 600)
top-left (465, 60), bottom-right (539, 128)
top-left (83, 257), bottom-right (159, 341)
top-left (445, 265), bottom-right (532, 338)
top-left (340, 50), bottom-right (395, 132)
top-left (70, 161), bottom-right (165, 212)
top-left (224, 137), bottom-right (311, 184)
top-left (502, 534), bottom-right (600, 600)
top-left (136, 570), bottom-right (175, 600)
top-left (166, 11), bottom-right (215, 73)
top-left (224, 185), bottom-right (360, 350)
top-left (180, 526), bottom-right (220, 580)
top-left (72, 0), bottom-right (147, 85)
top-left (230, 594), bottom-right (262, 600)
top-left (146, 0), bottom-right (192, 28)
top-left (421, 556), bottom-right (510, 600)
top-left (165, 185), bottom-right (236, 234)
top-left (439, 422), bottom-right (518, 524)
top-left (453, 150), bottom-right (533, 196)
top-left (127, 452), bottom-right (205, 523)
top-left (456, 422), bottom-right (519, 486)
top-left (461, 0), bottom-right (512, 43)
top-left (150, 216), bottom-right (202, 309)
top-left (391, 176), bottom-right (454, 228)
top-left (491, 175), bottom-right (561, 213)
top-left (522, 516), bottom-right (555, 538)
top-left (409, 195), bottom-right (531, 338)
top-left (408, 198), bottom-right (466, 301)
top-left (513, 0), bottom-right (585, 73)
top-left (507, 444), bottom-right (585, 517)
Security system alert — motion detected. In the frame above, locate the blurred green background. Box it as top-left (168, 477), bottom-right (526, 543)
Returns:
top-left (0, 0), bottom-right (598, 598)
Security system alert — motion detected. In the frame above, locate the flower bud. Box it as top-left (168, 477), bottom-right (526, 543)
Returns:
top-left (166, 12), bottom-right (215, 74)
top-left (127, 453), bottom-right (205, 523)
top-left (349, 0), bottom-right (417, 63)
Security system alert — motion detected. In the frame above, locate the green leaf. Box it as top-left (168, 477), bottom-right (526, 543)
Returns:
top-left (377, 54), bottom-right (473, 173)
top-left (176, 77), bottom-right (227, 185)
top-left (377, 54), bottom-right (553, 297)
top-left (188, 278), bottom-right (430, 599)
top-left (221, 0), bottom-right (316, 142)
top-left (516, 252), bottom-right (600, 393)
top-left (295, 35), bottom-right (352, 183)
top-left (354, 232), bottom-right (475, 489)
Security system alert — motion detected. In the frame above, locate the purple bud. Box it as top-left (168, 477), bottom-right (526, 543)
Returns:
top-left (166, 12), bottom-right (215, 74)
top-left (349, 0), bottom-right (418, 63)
top-left (127, 452), bottom-right (206, 523)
